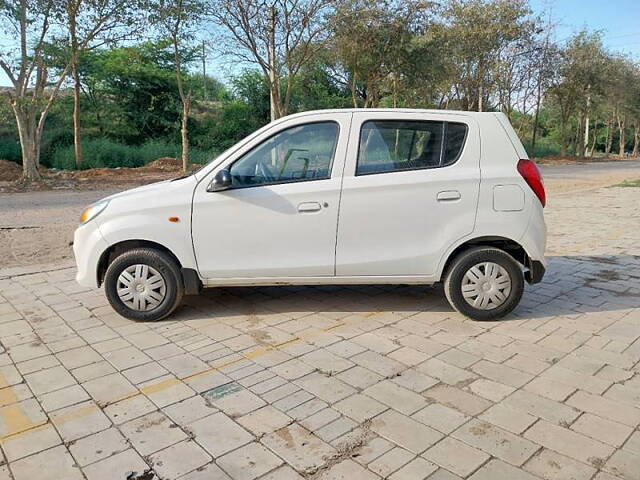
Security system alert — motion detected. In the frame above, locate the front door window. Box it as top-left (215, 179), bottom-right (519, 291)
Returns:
top-left (229, 122), bottom-right (339, 188)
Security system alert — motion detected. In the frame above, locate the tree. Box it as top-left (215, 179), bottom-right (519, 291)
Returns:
top-left (208, 0), bottom-right (333, 121)
top-left (156, 0), bottom-right (205, 172)
top-left (80, 41), bottom-right (186, 142)
top-left (548, 32), bottom-right (607, 156)
top-left (330, 0), bottom-right (433, 108)
top-left (0, 0), bottom-right (138, 179)
top-left (439, 0), bottom-right (536, 112)
top-left (62, 0), bottom-right (144, 167)
top-left (0, 0), bottom-right (70, 180)
top-left (529, 21), bottom-right (559, 155)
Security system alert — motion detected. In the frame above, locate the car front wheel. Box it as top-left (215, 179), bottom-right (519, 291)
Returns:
top-left (104, 248), bottom-right (183, 321)
top-left (444, 247), bottom-right (524, 321)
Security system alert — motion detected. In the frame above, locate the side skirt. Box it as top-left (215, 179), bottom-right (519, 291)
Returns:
top-left (201, 275), bottom-right (438, 288)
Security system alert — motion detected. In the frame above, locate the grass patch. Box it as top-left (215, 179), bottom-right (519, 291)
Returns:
top-left (44, 138), bottom-right (218, 170)
top-left (611, 179), bottom-right (640, 188)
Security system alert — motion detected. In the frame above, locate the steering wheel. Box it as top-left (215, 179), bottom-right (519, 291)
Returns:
top-left (257, 161), bottom-right (277, 183)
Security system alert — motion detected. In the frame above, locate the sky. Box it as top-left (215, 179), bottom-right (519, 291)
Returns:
top-left (1, 0), bottom-right (640, 88)
top-left (529, 0), bottom-right (640, 58)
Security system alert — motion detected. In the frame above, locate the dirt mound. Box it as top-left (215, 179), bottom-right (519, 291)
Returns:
top-left (72, 167), bottom-right (136, 179)
top-left (145, 157), bottom-right (182, 171)
top-left (0, 159), bottom-right (22, 181)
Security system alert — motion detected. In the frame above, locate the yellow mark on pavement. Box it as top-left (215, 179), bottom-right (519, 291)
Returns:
top-left (0, 371), bottom-right (46, 439)
top-left (0, 316), bottom-right (353, 441)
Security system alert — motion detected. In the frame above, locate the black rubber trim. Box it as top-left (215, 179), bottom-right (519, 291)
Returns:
top-left (525, 260), bottom-right (545, 285)
top-left (181, 268), bottom-right (202, 295)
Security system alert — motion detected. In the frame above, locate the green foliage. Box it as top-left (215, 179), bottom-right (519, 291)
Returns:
top-left (45, 138), bottom-right (217, 170)
top-left (0, 139), bottom-right (22, 163)
top-left (231, 71), bottom-right (271, 122)
top-left (611, 179), bottom-right (640, 188)
top-left (522, 138), bottom-right (560, 158)
top-left (4, 1), bottom-right (640, 175)
top-left (209, 101), bottom-right (269, 151)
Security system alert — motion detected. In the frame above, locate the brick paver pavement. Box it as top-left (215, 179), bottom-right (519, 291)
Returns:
top-left (1, 184), bottom-right (639, 480)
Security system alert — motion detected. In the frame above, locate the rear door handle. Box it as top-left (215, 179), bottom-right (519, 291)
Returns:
top-left (437, 190), bottom-right (461, 202)
top-left (298, 201), bottom-right (322, 213)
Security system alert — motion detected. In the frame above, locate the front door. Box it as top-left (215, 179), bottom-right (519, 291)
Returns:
top-left (192, 113), bottom-right (351, 279)
top-left (336, 111), bottom-right (480, 277)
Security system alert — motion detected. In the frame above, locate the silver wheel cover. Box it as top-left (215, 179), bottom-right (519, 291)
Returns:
top-left (461, 262), bottom-right (512, 310)
top-left (117, 264), bottom-right (166, 311)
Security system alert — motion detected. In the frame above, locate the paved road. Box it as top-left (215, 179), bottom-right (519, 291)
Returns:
top-left (0, 190), bottom-right (117, 227)
top-left (539, 160), bottom-right (640, 178)
top-left (0, 164), bottom-right (639, 479)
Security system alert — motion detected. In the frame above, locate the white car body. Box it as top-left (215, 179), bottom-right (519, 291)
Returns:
top-left (74, 109), bottom-right (546, 307)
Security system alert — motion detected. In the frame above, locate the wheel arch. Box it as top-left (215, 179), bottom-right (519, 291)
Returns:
top-left (439, 236), bottom-right (529, 281)
top-left (97, 239), bottom-right (183, 287)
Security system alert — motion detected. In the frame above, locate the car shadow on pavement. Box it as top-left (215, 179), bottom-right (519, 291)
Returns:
top-left (172, 254), bottom-right (639, 323)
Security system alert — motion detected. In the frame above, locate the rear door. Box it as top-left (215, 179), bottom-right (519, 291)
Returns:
top-left (335, 111), bottom-right (480, 277)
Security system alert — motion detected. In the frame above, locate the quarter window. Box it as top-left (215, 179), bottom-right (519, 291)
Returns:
top-left (356, 120), bottom-right (468, 176)
top-left (229, 122), bottom-right (339, 188)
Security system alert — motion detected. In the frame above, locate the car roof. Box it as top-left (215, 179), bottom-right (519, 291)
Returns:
top-left (281, 108), bottom-right (504, 118)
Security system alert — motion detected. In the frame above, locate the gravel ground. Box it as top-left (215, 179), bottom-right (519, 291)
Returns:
top-left (0, 160), bottom-right (638, 269)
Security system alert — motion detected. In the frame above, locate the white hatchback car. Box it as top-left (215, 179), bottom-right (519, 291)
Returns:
top-left (74, 109), bottom-right (546, 322)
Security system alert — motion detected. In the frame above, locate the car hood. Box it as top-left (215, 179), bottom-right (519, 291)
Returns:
top-left (101, 176), bottom-right (193, 203)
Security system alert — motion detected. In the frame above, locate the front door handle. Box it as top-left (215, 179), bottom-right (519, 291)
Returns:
top-left (437, 190), bottom-right (461, 202)
top-left (298, 201), bottom-right (322, 213)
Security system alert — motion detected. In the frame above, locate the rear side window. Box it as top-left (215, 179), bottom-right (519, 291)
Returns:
top-left (356, 120), bottom-right (468, 176)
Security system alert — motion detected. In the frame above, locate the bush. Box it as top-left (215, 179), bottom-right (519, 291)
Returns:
top-left (523, 138), bottom-right (561, 158)
top-left (45, 138), bottom-right (218, 170)
top-left (0, 139), bottom-right (22, 164)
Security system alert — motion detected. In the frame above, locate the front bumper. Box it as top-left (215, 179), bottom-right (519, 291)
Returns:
top-left (73, 221), bottom-right (109, 289)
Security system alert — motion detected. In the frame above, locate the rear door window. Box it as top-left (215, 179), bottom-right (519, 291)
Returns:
top-left (356, 120), bottom-right (468, 176)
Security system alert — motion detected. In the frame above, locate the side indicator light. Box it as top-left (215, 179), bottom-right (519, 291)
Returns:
top-left (168, 217), bottom-right (180, 223)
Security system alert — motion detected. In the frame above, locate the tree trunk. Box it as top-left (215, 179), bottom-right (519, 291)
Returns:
top-left (589, 119), bottom-right (597, 157)
top-left (605, 117), bottom-right (612, 155)
top-left (633, 125), bottom-right (639, 158)
top-left (268, 5), bottom-right (278, 121)
top-left (583, 86), bottom-right (591, 157)
top-left (618, 116), bottom-right (626, 157)
top-left (13, 108), bottom-right (42, 181)
top-left (573, 117), bottom-right (583, 157)
top-left (560, 120), bottom-right (567, 157)
top-left (181, 95), bottom-right (191, 173)
top-left (72, 56), bottom-right (83, 168)
top-left (68, 1), bottom-right (83, 168)
top-left (530, 80), bottom-right (542, 156)
top-left (351, 71), bottom-right (358, 108)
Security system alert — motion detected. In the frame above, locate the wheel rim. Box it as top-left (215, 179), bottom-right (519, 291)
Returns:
top-left (461, 262), bottom-right (512, 310)
top-left (116, 264), bottom-right (166, 311)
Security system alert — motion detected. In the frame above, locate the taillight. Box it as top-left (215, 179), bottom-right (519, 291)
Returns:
top-left (517, 159), bottom-right (546, 207)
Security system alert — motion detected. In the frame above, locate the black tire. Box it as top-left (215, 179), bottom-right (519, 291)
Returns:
top-left (443, 247), bottom-right (524, 321)
top-left (104, 248), bottom-right (183, 322)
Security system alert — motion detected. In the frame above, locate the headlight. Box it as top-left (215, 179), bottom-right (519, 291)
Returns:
top-left (79, 200), bottom-right (109, 224)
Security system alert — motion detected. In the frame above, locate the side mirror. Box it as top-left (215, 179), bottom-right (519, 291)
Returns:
top-left (207, 169), bottom-right (232, 192)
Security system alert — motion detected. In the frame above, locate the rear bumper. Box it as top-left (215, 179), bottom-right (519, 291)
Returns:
top-left (525, 259), bottom-right (546, 284)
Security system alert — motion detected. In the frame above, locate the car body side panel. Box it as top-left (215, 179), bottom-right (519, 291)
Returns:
top-left (473, 114), bottom-right (537, 247)
top-left (95, 177), bottom-right (198, 271)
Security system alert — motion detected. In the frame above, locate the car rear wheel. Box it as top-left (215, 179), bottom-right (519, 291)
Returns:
top-left (444, 247), bottom-right (524, 321)
top-left (104, 248), bottom-right (183, 321)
